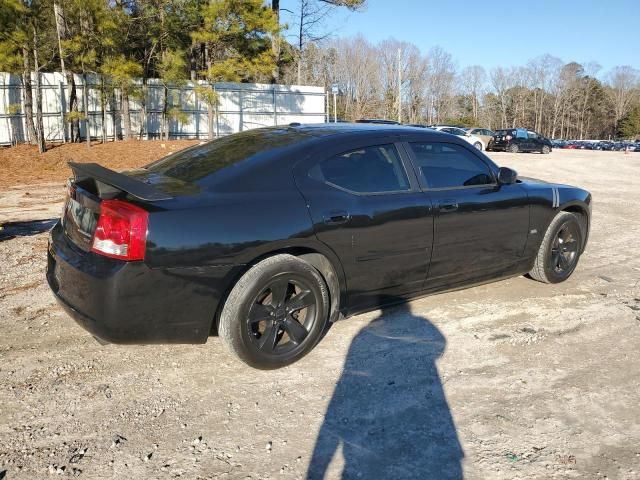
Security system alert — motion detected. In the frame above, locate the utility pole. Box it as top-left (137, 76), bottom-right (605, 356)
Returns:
top-left (397, 48), bottom-right (402, 123)
top-left (333, 91), bottom-right (337, 123)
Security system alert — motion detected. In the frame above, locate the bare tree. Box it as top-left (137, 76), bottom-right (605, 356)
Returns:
top-left (607, 66), bottom-right (640, 133)
top-left (460, 65), bottom-right (486, 121)
top-left (424, 46), bottom-right (455, 124)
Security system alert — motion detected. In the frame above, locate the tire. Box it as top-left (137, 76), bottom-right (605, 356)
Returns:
top-left (218, 254), bottom-right (329, 369)
top-left (509, 144), bottom-right (519, 153)
top-left (473, 142), bottom-right (482, 150)
top-left (529, 211), bottom-right (583, 284)
top-left (541, 145), bottom-right (551, 154)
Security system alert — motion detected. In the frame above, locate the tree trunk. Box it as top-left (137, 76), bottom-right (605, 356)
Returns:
top-left (53, 0), bottom-right (67, 143)
top-left (100, 76), bottom-right (107, 143)
top-left (83, 73), bottom-right (90, 147)
top-left (21, 49), bottom-right (37, 145)
top-left (162, 85), bottom-right (169, 140)
top-left (32, 26), bottom-right (46, 153)
top-left (67, 73), bottom-right (79, 141)
top-left (122, 90), bottom-right (131, 140)
top-left (140, 76), bottom-right (147, 139)
top-left (271, 0), bottom-right (281, 83)
top-left (54, 0), bottom-right (78, 142)
top-left (111, 89), bottom-right (119, 141)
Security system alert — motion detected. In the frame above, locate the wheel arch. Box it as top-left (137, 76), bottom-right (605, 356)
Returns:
top-left (560, 202), bottom-right (590, 252)
top-left (210, 243), bottom-right (347, 335)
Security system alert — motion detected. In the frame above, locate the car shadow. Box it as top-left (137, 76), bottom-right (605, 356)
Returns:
top-left (0, 219), bottom-right (58, 242)
top-left (307, 300), bottom-right (464, 479)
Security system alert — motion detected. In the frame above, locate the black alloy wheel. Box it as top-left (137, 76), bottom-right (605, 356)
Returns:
top-left (549, 222), bottom-right (579, 274)
top-left (529, 211), bottom-right (583, 283)
top-left (247, 276), bottom-right (318, 355)
top-left (219, 254), bottom-right (329, 369)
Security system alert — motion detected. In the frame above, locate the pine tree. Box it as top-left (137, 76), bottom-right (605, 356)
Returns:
top-left (191, 0), bottom-right (280, 137)
top-left (618, 106), bottom-right (640, 139)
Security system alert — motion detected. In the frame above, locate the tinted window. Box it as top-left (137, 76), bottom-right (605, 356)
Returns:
top-left (309, 144), bottom-right (409, 193)
top-left (408, 142), bottom-right (494, 189)
top-left (144, 128), bottom-right (307, 183)
top-left (527, 131), bottom-right (538, 139)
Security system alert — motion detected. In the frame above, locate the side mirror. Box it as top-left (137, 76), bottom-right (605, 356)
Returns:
top-left (498, 167), bottom-right (518, 185)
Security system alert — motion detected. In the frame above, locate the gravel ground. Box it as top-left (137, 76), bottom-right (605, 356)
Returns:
top-left (1, 148), bottom-right (639, 479)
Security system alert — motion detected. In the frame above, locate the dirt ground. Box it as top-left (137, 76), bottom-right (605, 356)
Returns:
top-left (0, 140), bottom-right (200, 190)
top-left (1, 146), bottom-right (639, 480)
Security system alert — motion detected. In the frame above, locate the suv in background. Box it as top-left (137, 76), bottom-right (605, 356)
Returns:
top-left (488, 128), bottom-right (552, 154)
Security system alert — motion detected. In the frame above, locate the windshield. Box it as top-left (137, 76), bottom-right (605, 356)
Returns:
top-left (145, 128), bottom-right (307, 184)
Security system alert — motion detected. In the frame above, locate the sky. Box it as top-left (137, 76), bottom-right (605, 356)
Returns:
top-left (280, 0), bottom-right (640, 77)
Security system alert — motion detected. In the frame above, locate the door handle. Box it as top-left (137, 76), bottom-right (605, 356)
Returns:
top-left (438, 200), bottom-right (458, 212)
top-left (323, 210), bottom-right (351, 225)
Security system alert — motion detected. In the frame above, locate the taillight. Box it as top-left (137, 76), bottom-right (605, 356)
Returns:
top-left (91, 199), bottom-right (148, 261)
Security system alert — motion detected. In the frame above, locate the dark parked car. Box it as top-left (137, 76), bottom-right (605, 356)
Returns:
top-left (356, 119), bottom-right (400, 125)
top-left (488, 128), bottom-right (553, 153)
top-left (47, 124), bottom-right (591, 369)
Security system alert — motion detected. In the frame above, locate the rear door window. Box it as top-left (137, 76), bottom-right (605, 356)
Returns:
top-left (408, 142), bottom-right (495, 189)
top-left (309, 144), bottom-right (410, 194)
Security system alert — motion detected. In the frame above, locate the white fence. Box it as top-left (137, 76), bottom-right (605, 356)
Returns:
top-left (0, 72), bottom-right (327, 145)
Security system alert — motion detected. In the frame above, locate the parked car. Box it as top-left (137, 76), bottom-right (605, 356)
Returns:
top-left (428, 125), bottom-right (485, 150)
top-left (488, 128), bottom-right (553, 153)
top-left (356, 119), bottom-right (400, 125)
top-left (465, 128), bottom-right (495, 148)
top-left (47, 124), bottom-right (591, 369)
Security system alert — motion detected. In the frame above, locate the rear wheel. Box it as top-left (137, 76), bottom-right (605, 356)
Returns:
top-left (541, 145), bottom-right (551, 154)
top-left (509, 144), bottom-right (519, 153)
top-left (529, 212), bottom-right (583, 283)
top-left (218, 254), bottom-right (329, 369)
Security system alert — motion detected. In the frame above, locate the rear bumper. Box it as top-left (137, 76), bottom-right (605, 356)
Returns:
top-left (487, 143), bottom-right (507, 151)
top-left (47, 222), bottom-right (239, 344)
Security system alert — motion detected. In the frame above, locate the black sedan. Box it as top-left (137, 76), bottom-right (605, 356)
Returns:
top-left (47, 124), bottom-right (591, 369)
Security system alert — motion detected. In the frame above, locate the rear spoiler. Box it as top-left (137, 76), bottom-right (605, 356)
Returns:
top-left (68, 162), bottom-right (172, 201)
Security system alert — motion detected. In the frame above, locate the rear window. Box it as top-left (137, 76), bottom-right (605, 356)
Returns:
top-left (495, 129), bottom-right (515, 136)
top-left (144, 128), bottom-right (306, 183)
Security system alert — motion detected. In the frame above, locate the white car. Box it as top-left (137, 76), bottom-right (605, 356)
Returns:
top-left (429, 126), bottom-right (485, 150)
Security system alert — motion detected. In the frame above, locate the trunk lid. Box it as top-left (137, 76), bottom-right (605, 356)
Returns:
top-left (62, 163), bottom-right (185, 252)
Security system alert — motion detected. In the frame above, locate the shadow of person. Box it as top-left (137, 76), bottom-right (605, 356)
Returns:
top-left (0, 218), bottom-right (58, 241)
top-left (307, 300), bottom-right (464, 480)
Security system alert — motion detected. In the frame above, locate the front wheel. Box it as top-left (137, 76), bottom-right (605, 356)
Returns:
top-left (529, 212), bottom-right (583, 283)
top-left (509, 144), bottom-right (519, 153)
top-left (218, 254), bottom-right (329, 369)
top-left (473, 142), bottom-right (482, 150)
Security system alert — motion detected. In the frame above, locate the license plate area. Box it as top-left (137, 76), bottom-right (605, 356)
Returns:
top-left (63, 187), bottom-right (100, 251)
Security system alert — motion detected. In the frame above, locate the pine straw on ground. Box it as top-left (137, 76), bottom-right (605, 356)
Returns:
top-left (0, 140), bottom-right (201, 189)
